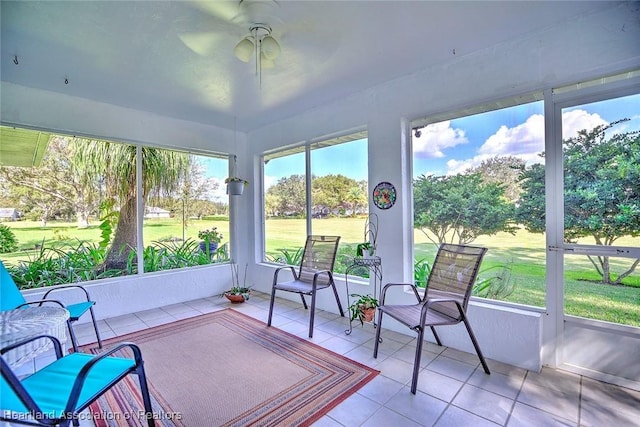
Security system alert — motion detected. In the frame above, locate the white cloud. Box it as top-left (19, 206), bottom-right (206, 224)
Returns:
top-left (264, 174), bottom-right (277, 191)
top-left (413, 121), bottom-right (469, 158)
top-left (561, 109), bottom-right (607, 140)
top-left (207, 177), bottom-right (227, 202)
top-left (444, 110), bottom-right (607, 175)
top-left (479, 114), bottom-right (544, 157)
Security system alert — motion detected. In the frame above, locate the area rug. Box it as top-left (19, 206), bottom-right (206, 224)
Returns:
top-left (82, 309), bottom-right (378, 426)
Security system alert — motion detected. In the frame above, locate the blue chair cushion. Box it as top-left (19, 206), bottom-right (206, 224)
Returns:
top-left (66, 301), bottom-right (95, 321)
top-left (0, 261), bottom-right (27, 311)
top-left (1, 353), bottom-right (135, 418)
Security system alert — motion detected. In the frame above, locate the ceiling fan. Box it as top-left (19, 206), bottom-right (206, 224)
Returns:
top-left (179, 0), bottom-right (282, 84)
top-left (178, 0), bottom-right (337, 87)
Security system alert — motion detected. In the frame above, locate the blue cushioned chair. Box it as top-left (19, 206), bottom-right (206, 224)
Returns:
top-left (1, 335), bottom-right (153, 427)
top-left (0, 261), bottom-right (102, 352)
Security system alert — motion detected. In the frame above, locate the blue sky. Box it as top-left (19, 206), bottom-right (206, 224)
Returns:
top-left (413, 93), bottom-right (639, 178)
top-left (203, 93), bottom-right (638, 201)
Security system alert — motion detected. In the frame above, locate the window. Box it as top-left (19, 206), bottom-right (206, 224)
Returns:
top-left (412, 97), bottom-right (546, 307)
top-left (144, 149), bottom-right (231, 271)
top-left (0, 129), bottom-right (230, 287)
top-left (263, 131), bottom-right (368, 275)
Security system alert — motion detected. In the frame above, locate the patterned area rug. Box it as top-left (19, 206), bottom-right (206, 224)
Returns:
top-left (83, 309), bottom-right (378, 426)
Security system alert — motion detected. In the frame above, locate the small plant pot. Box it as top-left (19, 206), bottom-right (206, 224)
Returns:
top-left (224, 292), bottom-right (246, 303)
top-left (361, 307), bottom-right (376, 323)
top-left (227, 181), bottom-right (245, 195)
top-left (199, 241), bottom-right (218, 253)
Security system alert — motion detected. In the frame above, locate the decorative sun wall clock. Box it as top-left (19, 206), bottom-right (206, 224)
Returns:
top-left (372, 181), bottom-right (396, 210)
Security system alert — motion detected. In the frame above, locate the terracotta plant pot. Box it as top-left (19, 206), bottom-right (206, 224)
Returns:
top-left (362, 307), bottom-right (376, 323)
top-left (225, 292), bottom-right (246, 303)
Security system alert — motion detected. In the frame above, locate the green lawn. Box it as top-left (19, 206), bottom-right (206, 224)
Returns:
top-left (3, 218), bottom-right (639, 326)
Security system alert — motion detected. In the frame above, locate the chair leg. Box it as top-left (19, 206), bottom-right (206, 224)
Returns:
top-left (267, 286), bottom-right (278, 327)
top-left (136, 364), bottom-right (155, 427)
top-left (300, 294), bottom-right (308, 310)
top-left (308, 292), bottom-right (316, 338)
top-left (430, 326), bottom-right (443, 346)
top-left (373, 310), bottom-right (384, 358)
top-left (411, 327), bottom-right (426, 394)
top-left (330, 281), bottom-right (345, 317)
top-left (67, 320), bottom-right (79, 353)
top-left (89, 306), bottom-right (103, 348)
top-left (462, 315), bottom-right (491, 375)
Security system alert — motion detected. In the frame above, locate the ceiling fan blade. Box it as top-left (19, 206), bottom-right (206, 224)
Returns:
top-left (189, 0), bottom-right (242, 23)
top-left (178, 31), bottom-right (225, 57)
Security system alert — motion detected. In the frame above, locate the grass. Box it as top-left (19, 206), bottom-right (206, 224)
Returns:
top-left (2, 217), bottom-right (639, 326)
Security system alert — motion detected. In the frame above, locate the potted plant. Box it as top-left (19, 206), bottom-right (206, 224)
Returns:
top-left (348, 294), bottom-right (379, 325)
top-left (198, 227), bottom-right (223, 254)
top-left (224, 262), bottom-right (252, 303)
top-left (356, 242), bottom-right (375, 258)
top-left (225, 177), bottom-right (249, 196)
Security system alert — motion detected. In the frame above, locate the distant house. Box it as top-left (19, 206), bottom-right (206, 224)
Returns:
top-left (144, 206), bottom-right (170, 219)
top-left (0, 208), bottom-right (21, 221)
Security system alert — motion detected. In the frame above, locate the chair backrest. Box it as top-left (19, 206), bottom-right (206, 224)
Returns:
top-left (425, 244), bottom-right (488, 320)
top-left (0, 261), bottom-right (26, 310)
top-left (297, 236), bottom-right (341, 285)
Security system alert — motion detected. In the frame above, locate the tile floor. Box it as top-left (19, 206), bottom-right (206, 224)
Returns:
top-left (36, 292), bottom-right (640, 426)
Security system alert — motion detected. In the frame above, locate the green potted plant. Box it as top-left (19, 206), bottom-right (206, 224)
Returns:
top-left (225, 177), bottom-right (249, 195)
top-left (356, 242), bottom-right (375, 258)
top-left (224, 262), bottom-right (252, 303)
top-left (348, 294), bottom-right (379, 325)
top-left (198, 227), bottom-right (223, 254)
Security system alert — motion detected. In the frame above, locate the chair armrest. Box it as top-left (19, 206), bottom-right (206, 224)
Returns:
top-left (65, 342), bottom-right (144, 414)
top-left (273, 266), bottom-right (297, 284)
top-left (17, 299), bottom-right (67, 309)
top-left (311, 270), bottom-right (333, 288)
top-left (1, 334), bottom-right (64, 359)
top-left (43, 285), bottom-right (92, 302)
top-left (380, 283), bottom-right (421, 304)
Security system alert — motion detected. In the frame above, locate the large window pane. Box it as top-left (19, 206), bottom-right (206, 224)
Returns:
top-left (0, 133), bottom-right (137, 284)
top-left (310, 137), bottom-right (368, 275)
top-left (143, 151), bottom-right (230, 272)
top-left (264, 150), bottom-right (307, 262)
top-left (561, 93), bottom-right (640, 326)
top-left (412, 100), bottom-right (546, 307)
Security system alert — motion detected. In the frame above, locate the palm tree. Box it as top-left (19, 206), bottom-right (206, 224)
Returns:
top-left (74, 140), bottom-right (189, 270)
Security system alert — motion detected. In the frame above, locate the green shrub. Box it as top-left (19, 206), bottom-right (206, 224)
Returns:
top-left (0, 224), bottom-right (18, 253)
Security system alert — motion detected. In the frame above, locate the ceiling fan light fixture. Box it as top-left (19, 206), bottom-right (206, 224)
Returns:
top-left (260, 56), bottom-right (275, 69)
top-left (234, 37), bottom-right (254, 62)
top-left (260, 34), bottom-right (280, 60)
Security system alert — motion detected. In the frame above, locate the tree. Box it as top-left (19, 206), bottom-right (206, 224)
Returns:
top-left (312, 174), bottom-right (365, 215)
top-left (467, 156), bottom-right (525, 202)
top-left (414, 173), bottom-right (516, 245)
top-left (75, 141), bottom-right (189, 270)
top-left (0, 136), bottom-right (100, 227)
top-left (517, 119), bottom-right (640, 285)
top-left (266, 174), bottom-right (306, 216)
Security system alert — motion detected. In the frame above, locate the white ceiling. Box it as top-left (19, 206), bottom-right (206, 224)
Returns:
top-left (0, 1), bottom-right (620, 132)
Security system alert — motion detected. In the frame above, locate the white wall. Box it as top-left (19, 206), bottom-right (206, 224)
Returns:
top-left (21, 264), bottom-right (233, 321)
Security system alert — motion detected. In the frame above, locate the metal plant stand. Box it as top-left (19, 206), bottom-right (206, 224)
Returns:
top-left (344, 255), bottom-right (383, 335)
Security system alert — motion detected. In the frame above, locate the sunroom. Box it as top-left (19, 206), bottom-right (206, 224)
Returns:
top-left (1, 1), bottom-right (639, 425)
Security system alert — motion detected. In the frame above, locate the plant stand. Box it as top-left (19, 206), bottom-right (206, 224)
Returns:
top-left (344, 256), bottom-right (382, 336)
